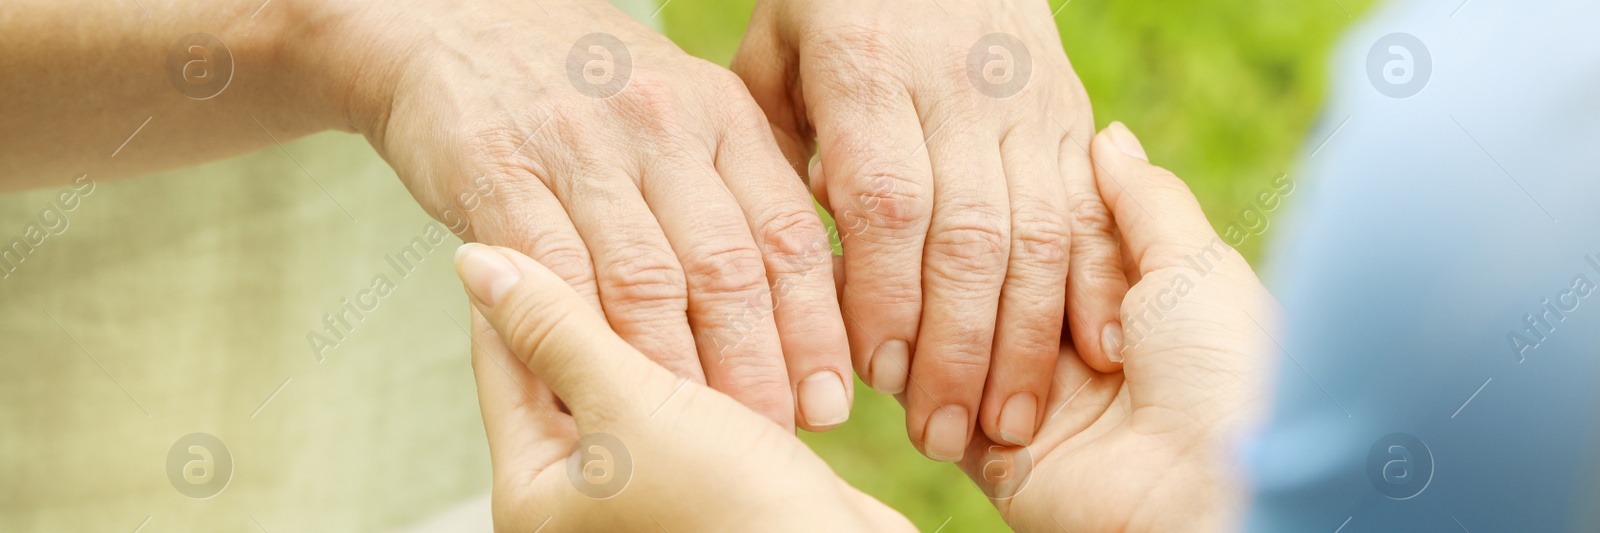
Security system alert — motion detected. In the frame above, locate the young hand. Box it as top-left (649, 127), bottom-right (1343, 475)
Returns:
top-left (957, 123), bottom-right (1276, 532)
top-left (453, 243), bottom-right (913, 532)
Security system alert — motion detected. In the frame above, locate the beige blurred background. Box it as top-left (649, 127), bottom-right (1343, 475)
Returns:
top-left (0, 130), bottom-right (492, 532)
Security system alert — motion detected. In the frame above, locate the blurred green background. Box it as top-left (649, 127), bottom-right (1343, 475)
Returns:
top-left (663, 0), bottom-right (1376, 529)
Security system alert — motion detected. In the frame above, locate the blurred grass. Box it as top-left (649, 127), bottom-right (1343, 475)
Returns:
top-left (663, 0), bottom-right (1374, 529)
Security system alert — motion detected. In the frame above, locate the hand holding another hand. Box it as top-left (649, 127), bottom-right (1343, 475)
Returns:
top-left (454, 243), bottom-right (913, 532)
top-left (958, 123), bottom-right (1276, 533)
top-left (734, 0), bottom-right (1130, 460)
top-left (455, 123), bottom-right (1278, 533)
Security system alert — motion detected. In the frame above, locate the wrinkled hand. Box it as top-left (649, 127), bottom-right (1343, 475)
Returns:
top-left (454, 243), bottom-right (913, 532)
top-left (317, 0), bottom-right (851, 431)
top-left (733, 0), bottom-right (1125, 459)
top-left (955, 123), bottom-right (1275, 532)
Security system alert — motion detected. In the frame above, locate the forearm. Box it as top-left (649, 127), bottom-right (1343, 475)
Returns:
top-left (0, 0), bottom-right (372, 190)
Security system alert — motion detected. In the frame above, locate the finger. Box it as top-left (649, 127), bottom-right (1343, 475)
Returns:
top-left (541, 164), bottom-right (705, 385)
top-left (730, 23), bottom-right (813, 176)
top-left (717, 118), bottom-right (854, 432)
top-left (833, 255), bottom-right (845, 299)
top-left (1089, 122), bottom-right (1269, 428)
top-left (467, 306), bottom-right (573, 477)
top-left (905, 128), bottom-right (1010, 463)
top-left (808, 153), bottom-right (831, 210)
top-left (805, 62), bottom-right (933, 396)
top-left (639, 155), bottom-right (794, 430)
top-left (469, 180), bottom-right (604, 315)
top-left (454, 243), bottom-right (667, 415)
top-left (1089, 122), bottom-right (1224, 276)
top-left (1060, 127), bottom-right (1131, 372)
top-left (977, 129), bottom-right (1070, 447)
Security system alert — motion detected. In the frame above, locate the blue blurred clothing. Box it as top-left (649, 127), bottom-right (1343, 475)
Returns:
top-left (1245, 1), bottom-right (1600, 531)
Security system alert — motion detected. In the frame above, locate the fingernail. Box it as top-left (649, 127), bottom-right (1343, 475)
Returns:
top-left (455, 243), bottom-right (521, 307)
top-left (1106, 121), bottom-right (1148, 162)
top-left (923, 404), bottom-right (969, 462)
top-left (798, 370), bottom-right (851, 427)
top-left (998, 392), bottom-right (1038, 446)
top-left (807, 153), bottom-right (823, 182)
top-left (1102, 322), bottom-right (1125, 364)
top-left (869, 340), bottom-right (910, 394)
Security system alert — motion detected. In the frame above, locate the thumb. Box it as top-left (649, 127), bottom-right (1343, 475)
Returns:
top-left (1089, 121), bottom-right (1224, 278)
top-left (454, 242), bottom-right (656, 413)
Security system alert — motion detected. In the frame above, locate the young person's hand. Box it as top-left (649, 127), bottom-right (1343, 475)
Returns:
top-left (453, 243), bottom-right (914, 532)
top-left (732, 0), bottom-right (1127, 459)
top-left (957, 123), bottom-right (1276, 532)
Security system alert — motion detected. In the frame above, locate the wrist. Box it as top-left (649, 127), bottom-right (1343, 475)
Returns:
top-left (267, 0), bottom-right (404, 138)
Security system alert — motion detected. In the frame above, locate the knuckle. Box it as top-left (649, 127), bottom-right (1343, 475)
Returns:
top-left (926, 340), bottom-right (994, 375)
top-left (1067, 191), bottom-right (1116, 235)
top-left (706, 358), bottom-right (790, 411)
top-left (1068, 242), bottom-right (1127, 286)
top-left (608, 72), bottom-right (685, 124)
top-left (690, 65), bottom-right (770, 132)
top-left (600, 245), bottom-right (689, 310)
top-left (704, 67), bottom-right (759, 109)
top-left (1009, 208), bottom-right (1071, 265)
top-left (458, 113), bottom-right (573, 189)
top-left (535, 243), bottom-right (597, 292)
top-left (845, 279), bottom-right (921, 309)
top-left (683, 240), bottom-right (769, 296)
top-left (924, 216), bottom-right (1010, 283)
top-left (835, 170), bottom-right (931, 236)
top-left (1004, 307), bottom-right (1066, 359)
top-left (757, 207), bottom-right (832, 273)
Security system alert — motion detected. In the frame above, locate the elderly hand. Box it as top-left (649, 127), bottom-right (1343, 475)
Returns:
top-left (955, 123), bottom-right (1275, 532)
top-left (732, 0), bottom-right (1126, 460)
top-left (454, 243), bottom-right (914, 532)
top-left (305, 0), bottom-right (851, 431)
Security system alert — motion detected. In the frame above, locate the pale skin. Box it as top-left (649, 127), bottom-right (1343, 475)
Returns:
top-left (1, 0), bottom-right (1275, 519)
top-left (1, 0), bottom-right (1105, 444)
top-left (734, 0), bottom-right (1129, 460)
top-left (456, 242), bottom-right (914, 532)
top-left (459, 123), bottom-right (1278, 531)
top-left (952, 123), bottom-right (1277, 532)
